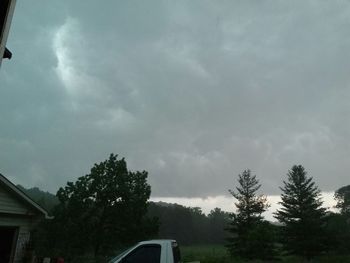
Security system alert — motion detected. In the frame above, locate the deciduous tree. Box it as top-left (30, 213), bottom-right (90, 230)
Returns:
top-left (37, 154), bottom-right (158, 260)
top-left (335, 185), bottom-right (350, 215)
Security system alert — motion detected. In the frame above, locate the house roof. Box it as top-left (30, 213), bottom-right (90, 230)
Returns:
top-left (0, 173), bottom-right (50, 218)
top-left (0, 0), bottom-right (17, 66)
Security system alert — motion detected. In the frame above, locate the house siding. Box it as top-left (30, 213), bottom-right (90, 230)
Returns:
top-left (0, 178), bottom-right (46, 263)
top-left (0, 182), bottom-right (36, 215)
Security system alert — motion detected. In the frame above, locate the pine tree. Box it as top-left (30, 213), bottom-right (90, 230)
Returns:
top-left (226, 170), bottom-right (273, 260)
top-left (274, 165), bottom-right (327, 260)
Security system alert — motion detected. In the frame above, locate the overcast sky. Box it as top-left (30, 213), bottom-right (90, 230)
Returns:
top-left (1, 1), bottom-right (350, 206)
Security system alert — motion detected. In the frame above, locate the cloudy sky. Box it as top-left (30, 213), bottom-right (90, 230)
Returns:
top-left (1, 1), bottom-right (350, 214)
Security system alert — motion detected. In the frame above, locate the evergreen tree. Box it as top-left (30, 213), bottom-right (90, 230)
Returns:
top-left (274, 165), bottom-right (327, 260)
top-left (226, 170), bottom-right (273, 260)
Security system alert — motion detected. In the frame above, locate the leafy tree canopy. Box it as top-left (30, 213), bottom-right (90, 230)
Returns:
top-left (335, 185), bottom-right (350, 215)
top-left (35, 154), bottom-right (158, 260)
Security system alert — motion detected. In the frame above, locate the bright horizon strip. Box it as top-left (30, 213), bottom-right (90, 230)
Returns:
top-left (151, 192), bottom-right (337, 222)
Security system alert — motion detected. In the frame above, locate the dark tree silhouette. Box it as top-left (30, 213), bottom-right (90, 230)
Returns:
top-left (226, 170), bottom-right (273, 260)
top-left (323, 185), bottom-right (350, 254)
top-left (335, 185), bottom-right (350, 215)
top-left (208, 208), bottom-right (230, 244)
top-left (275, 165), bottom-right (327, 260)
top-left (34, 154), bottom-right (158, 260)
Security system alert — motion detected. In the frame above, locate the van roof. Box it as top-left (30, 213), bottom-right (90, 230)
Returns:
top-left (138, 239), bottom-right (177, 245)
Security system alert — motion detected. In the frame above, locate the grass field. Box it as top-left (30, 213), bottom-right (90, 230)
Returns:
top-left (181, 245), bottom-right (350, 263)
top-left (181, 245), bottom-right (239, 263)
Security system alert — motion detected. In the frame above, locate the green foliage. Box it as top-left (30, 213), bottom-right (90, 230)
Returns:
top-left (244, 220), bottom-right (278, 260)
top-left (34, 154), bottom-right (158, 260)
top-left (229, 170), bottom-right (268, 223)
top-left (323, 212), bottom-right (350, 254)
top-left (275, 165), bottom-right (327, 260)
top-left (23, 163), bottom-right (350, 260)
top-left (226, 170), bottom-right (274, 260)
top-left (147, 203), bottom-right (230, 245)
top-left (335, 185), bottom-right (350, 215)
top-left (208, 208), bottom-right (230, 244)
top-left (329, 185), bottom-right (350, 255)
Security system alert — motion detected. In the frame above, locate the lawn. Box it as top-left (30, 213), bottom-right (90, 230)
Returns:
top-left (181, 245), bottom-right (241, 263)
top-left (181, 245), bottom-right (350, 263)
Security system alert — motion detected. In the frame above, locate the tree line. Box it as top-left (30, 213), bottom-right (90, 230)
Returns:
top-left (22, 187), bottom-right (231, 250)
top-left (22, 154), bottom-right (230, 262)
top-left (148, 203), bottom-right (229, 245)
top-left (20, 154), bottom-right (350, 262)
top-left (227, 165), bottom-right (350, 261)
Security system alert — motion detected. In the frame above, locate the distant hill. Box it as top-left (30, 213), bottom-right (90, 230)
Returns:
top-left (152, 201), bottom-right (177, 207)
top-left (17, 185), bottom-right (59, 213)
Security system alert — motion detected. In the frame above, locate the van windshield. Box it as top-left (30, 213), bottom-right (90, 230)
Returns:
top-left (108, 245), bottom-right (135, 263)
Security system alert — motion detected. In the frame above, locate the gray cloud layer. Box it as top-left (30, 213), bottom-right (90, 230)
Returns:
top-left (1, 1), bottom-right (350, 197)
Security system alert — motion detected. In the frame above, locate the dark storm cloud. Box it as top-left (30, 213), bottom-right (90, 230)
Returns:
top-left (1, 0), bottom-right (350, 197)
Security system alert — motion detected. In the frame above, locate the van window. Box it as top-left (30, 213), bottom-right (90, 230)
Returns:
top-left (122, 244), bottom-right (161, 263)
